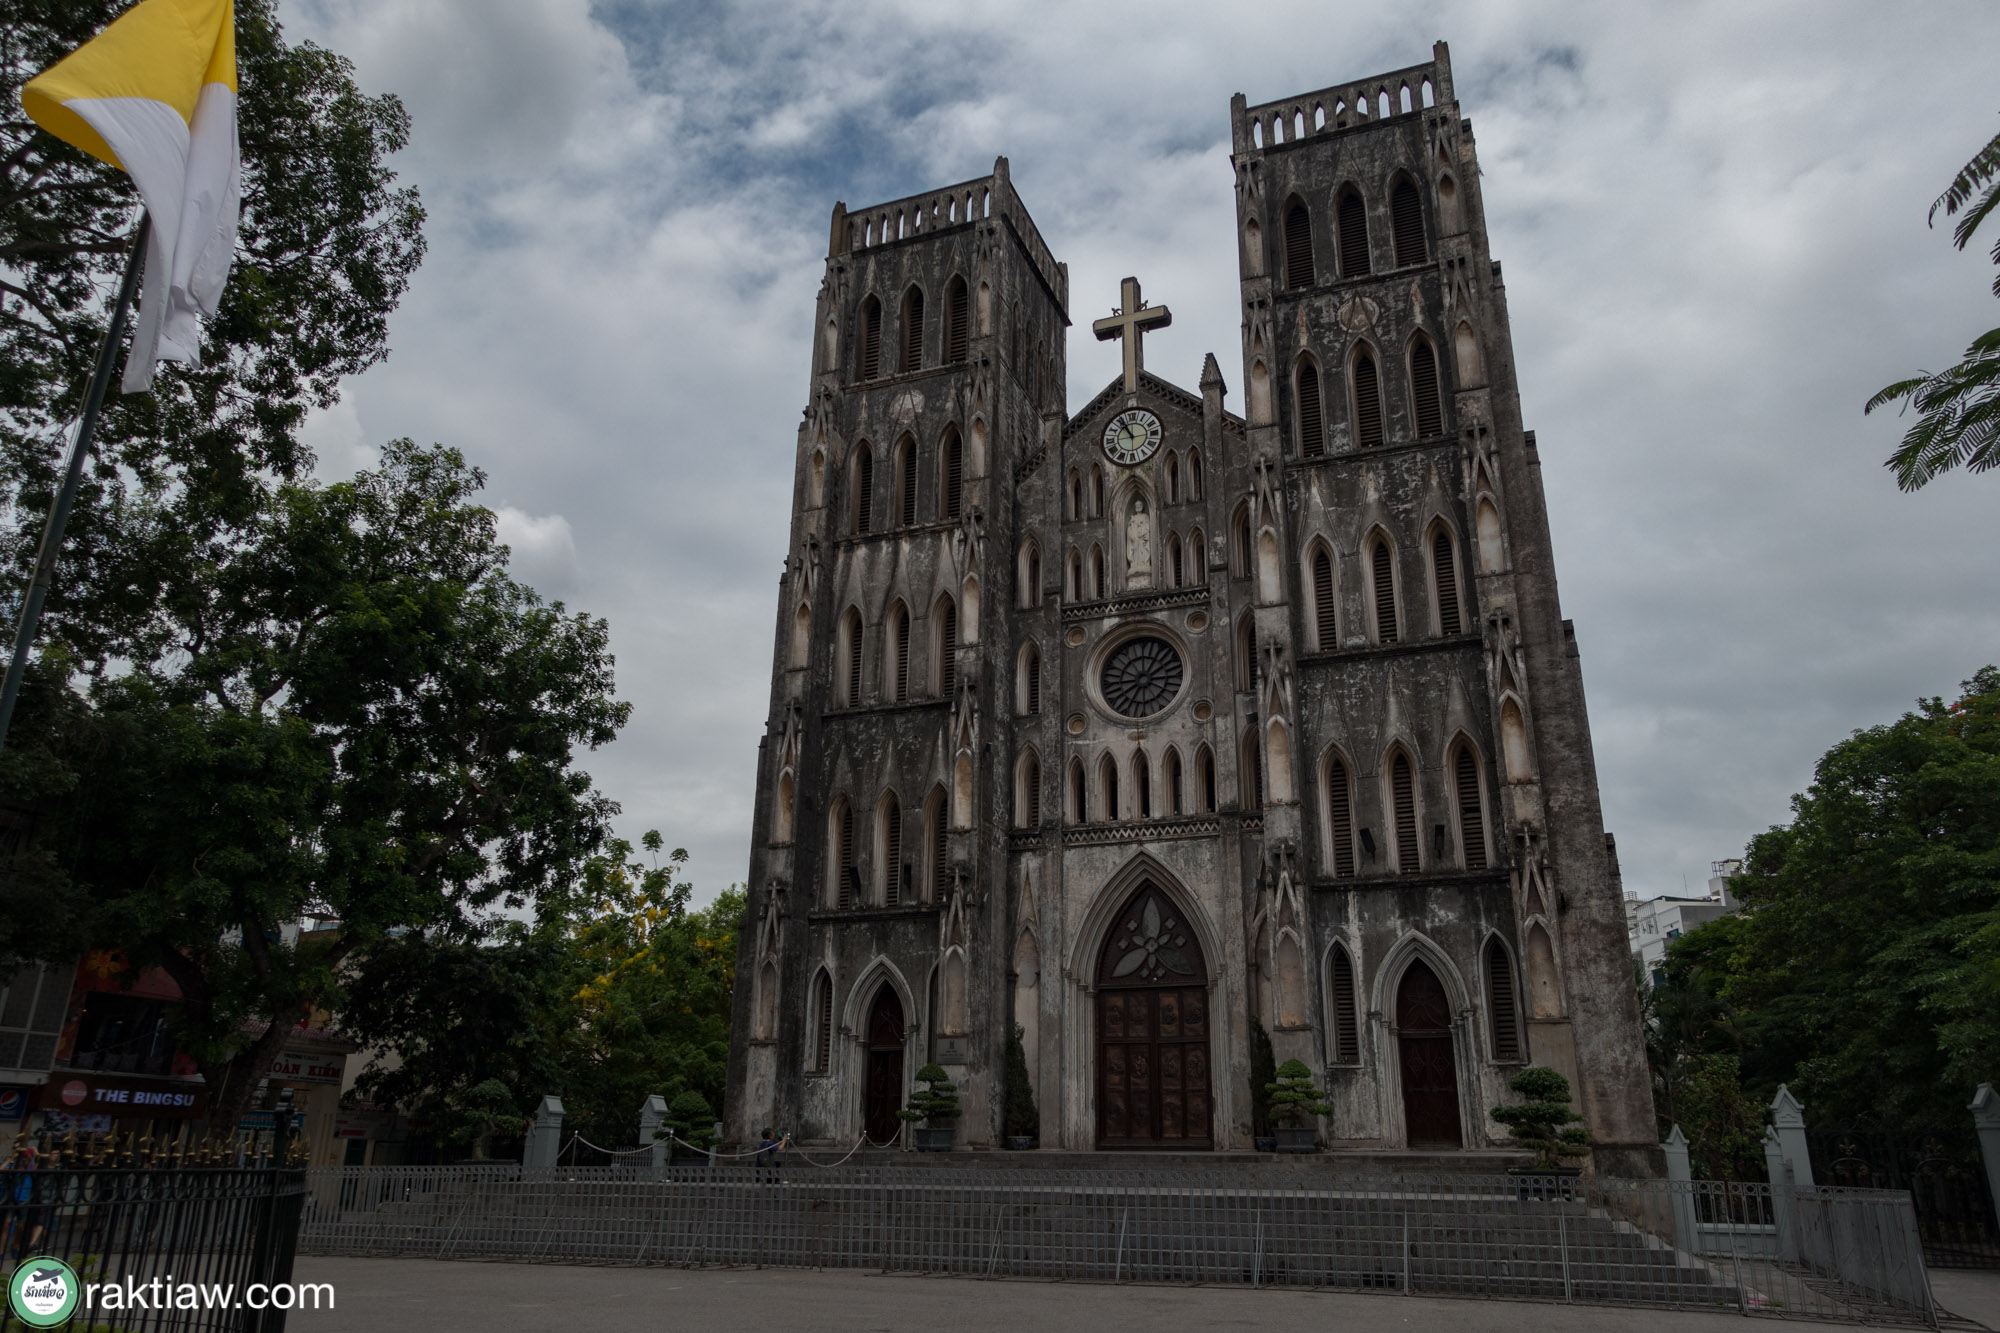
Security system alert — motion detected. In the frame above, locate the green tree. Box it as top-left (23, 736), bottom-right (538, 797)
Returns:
top-left (441, 1079), bottom-right (528, 1162)
top-left (1716, 667), bottom-right (2000, 1124)
top-left (1672, 1054), bottom-right (1767, 1182)
top-left (0, 0), bottom-right (425, 664)
top-left (1867, 123), bottom-right (2000, 489)
top-left (0, 442), bottom-right (628, 1130)
top-left (1491, 1066), bottom-right (1591, 1168)
top-left (1264, 1058), bottom-right (1331, 1129)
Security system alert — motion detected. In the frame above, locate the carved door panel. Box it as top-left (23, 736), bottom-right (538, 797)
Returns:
top-left (1095, 882), bottom-right (1212, 1149)
top-left (1396, 961), bottom-right (1463, 1149)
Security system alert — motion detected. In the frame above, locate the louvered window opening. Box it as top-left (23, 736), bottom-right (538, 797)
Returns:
top-left (1327, 758), bottom-right (1356, 876)
top-left (1103, 760), bottom-right (1120, 823)
top-left (1025, 647), bottom-right (1041, 714)
top-left (1353, 349), bottom-right (1384, 448)
top-left (1391, 751), bottom-right (1419, 870)
top-left (1457, 747), bottom-right (1487, 870)
top-left (1240, 618), bottom-right (1258, 691)
top-left (884, 799), bottom-right (902, 904)
top-left (1200, 749), bottom-right (1217, 812)
top-left (942, 434), bottom-right (963, 519)
top-left (1411, 340), bottom-right (1443, 438)
top-left (1297, 360), bottom-right (1325, 457)
top-left (1248, 736), bottom-right (1265, 809)
top-left (1284, 201), bottom-right (1314, 290)
top-left (945, 281), bottom-right (968, 363)
top-left (901, 290), bottom-right (924, 372)
top-left (1093, 550), bottom-right (1106, 600)
top-left (1392, 180), bottom-right (1427, 268)
top-left (938, 603), bottom-right (957, 696)
top-left (1071, 764), bottom-right (1086, 824)
top-left (1168, 754), bottom-right (1184, 814)
top-left (1024, 756), bottom-right (1041, 828)
top-left (1337, 191), bottom-right (1370, 276)
top-left (1170, 539), bottom-right (1184, 587)
top-left (814, 973), bottom-right (833, 1070)
top-left (845, 617), bottom-right (862, 707)
top-left (1487, 943), bottom-right (1521, 1061)
top-left (1434, 530), bottom-right (1462, 636)
top-left (931, 799), bottom-right (948, 899)
top-left (860, 300), bottom-right (882, 380)
top-left (894, 613), bottom-right (910, 701)
top-left (1313, 548), bottom-right (1337, 650)
top-left (1135, 756), bottom-right (1151, 818)
top-left (837, 805), bottom-right (856, 908)
top-left (1372, 539), bottom-right (1398, 643)
top-left (898, 447), bottom-right (917, 526)
top-left (1166, 455), bottom-right (1179, 503)
top-left (1188, 450), bottom-right (1203, 498)
top-left (854, 450), bottom-right (874, 534)
top-left (1330, 946), bottom-right (1360, 1063)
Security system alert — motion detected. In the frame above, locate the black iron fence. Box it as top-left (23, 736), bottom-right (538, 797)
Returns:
top-left (300, 1163), bottom-right (1936, 1326)
top-left (0, 1134), bottom-right (309, 1332)
top-left (1809, 1125), bottom-right (1999, 1269)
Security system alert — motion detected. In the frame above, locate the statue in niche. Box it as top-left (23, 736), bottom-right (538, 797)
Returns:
top-left (1125, 499), bottom-right (1153, 589)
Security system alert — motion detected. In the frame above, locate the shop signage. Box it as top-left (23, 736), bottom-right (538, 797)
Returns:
top-left (267, 1049), bottom-right (346, 1085)
top-left (34, 1073), bottom-right (205, 1118)
top-left (0, 1086), bottom-right (30, 1120)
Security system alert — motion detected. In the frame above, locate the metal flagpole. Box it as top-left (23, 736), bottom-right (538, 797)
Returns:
top-left (0, 211), bottom-right (150, 758)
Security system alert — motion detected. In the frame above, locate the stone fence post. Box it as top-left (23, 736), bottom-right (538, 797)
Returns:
top-left (1763, 1130), bottom-right (1800, 1262)
top-left (1661, 1125), bottom-right (1699, 1250)
top-left (522, 1094), bottom-right (565, 1170)
top-left (1972, 1083), bottom-right (2000, 1220)
top-left (1769, 1084), bottom-right (1815, 1187)
top-left (638, 1094), bottom-right (668, 1175)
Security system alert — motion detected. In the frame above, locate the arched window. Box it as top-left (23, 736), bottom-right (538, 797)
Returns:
top-left (1370, 536), bottom-right (1399, 643)
top-left (1327, 942), bottom-right (1360, 1064)
top-left (1454, 742), bottom-right (1488, 870)
top-left (888, 602), bottom-right (911, 701)
top-left (933, 596), bottom-right (958, 696)
top-left (944, 276), bottom-right (969, 364)
top-left (1454, 321), bottom-right (1481, 386)
top-left (1099, 752), bottom-right (1120, 822)
top-left (879, 793), bottom-right (903, 905)
top-left (851, 441), bottom-right (875, 534)
top-left (812, 969), bottom-right (834, 1071)
top-left (1324, 751), bottom-right (1356, 876)
top-left (1231, 504), bottom-right (1253, 578)
top-left (1019, 539), bottom-right (1041, 608)
top-left (1165, 748), bottom-right (1184, 815)
top-left (1188, 528), bottom-right (1207, 585)
top-left (1235, 613), bottom-right (1258, 692)
top-left (925, 786), bottom-right (948, 901)
top-left (1410, 337), bottom-right (1443, 439)
top-left (1066, 548), bottom-right (1082, 601)
top-left (1134, 748), bottom-right (1151, 819)
top-left (900, 285), bottom-right (925, 372)
top-left (1310, 543), bottom-right (1337, 650)
top-left (1165, 452), bottom-right (1180, 503)
top-left (1243, 729), bottom-right (1265, 810)
top-left (1296, 355), bottom-right (1325, 457)
top-left (1168, 533), bottom-right (1183, 587)
top-left (775, 768), bottom-right (795, 845)
top-left (859, 296), bottom-right (882, 380)
top-left (895, 435), bottom-right (917, 526)
top-left (839, 607), bottom-right (863, 706)
top-left (1283, 197), bottom-right (1314, 290)
top-left (832, 797), bottom-right (857, 907)
top-left (1068, 759), bottom-right (1087, 824)
top-left (1091, 545), bottom-right (1106, 600)
top-left (1243, 216), bottom-right (1264, 276)
top-left (1431, 527), bottom-right (1463, 636)
top-left (1016, 750), bottom-right (1041, 828)
top-left (1186, 448), bottom-right (1203, 499)
top-left (939, 427), bottom-right (964, 520)
top-left (1018, 641), bottom-right (1041, 715)
top-left (1197, 744), bottom-right (1217, 812)
top-left (1351, 346), bottom-right (1384, 448)
top-left (792, 603), bottom-right (811, 669)
top-left (1388, 747), bottom-right (1419, 871)
top-left (1336, 188), bottom-right (1370, 276)
top-left (1068, 469), bottom-right (1082, 520)
top-left (1485, 937), bottom-right (1522, 1061)
top-left (1091, 465), bottom-right (1105, 517)
top-left (1391, 178), bottom-right (1427, 267)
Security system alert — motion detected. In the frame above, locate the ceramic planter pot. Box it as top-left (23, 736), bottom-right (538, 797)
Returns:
top-left (914, 1127), bottom-right (956, 1152)
top-left (1274, 1127), bottom-right (1318, 1154)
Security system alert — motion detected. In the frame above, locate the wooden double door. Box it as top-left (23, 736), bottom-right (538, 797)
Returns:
top-left (1396, 960), bottom-right (1463, 1149)
top-left (1095, 882), bottom-right (1212, 1149)
top-left (863, 987), bottom-right (906, 1144)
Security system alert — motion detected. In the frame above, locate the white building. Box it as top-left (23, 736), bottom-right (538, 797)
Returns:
top-left (1627, 860), bottom-right (1741, 977)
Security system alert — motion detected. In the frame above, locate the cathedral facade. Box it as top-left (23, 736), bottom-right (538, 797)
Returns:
top-left (726, 43), bottom-right (1657, 1170)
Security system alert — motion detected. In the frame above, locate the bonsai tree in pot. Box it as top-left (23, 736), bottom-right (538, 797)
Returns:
top-left (1249, 1020), bottom-right (1278, 1152)
top-left (1003, 1025), bottom-right (1039, 1149)
top-left (1492, 1065), bottom-right (1591, 1195)
top-left (1265, 1058), bottom-right (1332, 1153)
top-left (662, 1090), bottom-right (716, 1161)
top-left (899, 1063), bottom-right (962, 1151)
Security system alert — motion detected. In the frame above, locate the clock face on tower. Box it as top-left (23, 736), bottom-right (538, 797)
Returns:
top-left (1102, 409), bottom-right (1163, 467)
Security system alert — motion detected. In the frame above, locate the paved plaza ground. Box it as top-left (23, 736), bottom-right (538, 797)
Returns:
top-left (287, 1257), bottom-right (2000, 1332)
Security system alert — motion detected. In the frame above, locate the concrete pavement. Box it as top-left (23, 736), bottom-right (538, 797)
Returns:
top-left (285, 1256), bottom-right (2000, 1331)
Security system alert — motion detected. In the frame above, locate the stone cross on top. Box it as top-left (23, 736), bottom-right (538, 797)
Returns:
top-left (1093, 276), bottom-right (1172, 393)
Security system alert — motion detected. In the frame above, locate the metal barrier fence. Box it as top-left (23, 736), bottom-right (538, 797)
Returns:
top-left (1, 1157), bottom-right (308, 1332)
top-left (299, 1163), bottom-right (1937, 1326)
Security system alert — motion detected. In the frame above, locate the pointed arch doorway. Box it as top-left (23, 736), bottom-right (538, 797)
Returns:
top-left (864, 986), bottom-right (906, 1144)
top-left (1095, 880), bottom-right (1213, 1149)
top-left (1396, 959), bottom-right (1463, 1149)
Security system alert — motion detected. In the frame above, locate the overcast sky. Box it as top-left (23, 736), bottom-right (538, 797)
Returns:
top-left (279, 0), bottom-right (2000, 904)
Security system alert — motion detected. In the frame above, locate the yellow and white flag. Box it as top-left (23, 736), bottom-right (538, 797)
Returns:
top-left (22, 0), bottom-right (239, 392)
